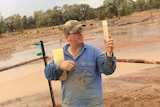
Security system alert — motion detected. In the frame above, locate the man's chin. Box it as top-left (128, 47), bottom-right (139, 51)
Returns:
top-left (79, 40), bottom-right (84, 43)
top-left (79, 38), bottom-right (84, 42)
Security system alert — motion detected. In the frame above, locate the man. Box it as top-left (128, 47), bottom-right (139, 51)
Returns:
top-left (44, 20), bottom-right (116, 107)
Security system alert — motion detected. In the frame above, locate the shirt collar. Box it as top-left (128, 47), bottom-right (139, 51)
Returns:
top-left (63, 43), bottom-right (87, 58)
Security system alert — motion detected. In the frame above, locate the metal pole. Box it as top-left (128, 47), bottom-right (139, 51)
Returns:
top-left (40, 41), bottom-right (56, 107)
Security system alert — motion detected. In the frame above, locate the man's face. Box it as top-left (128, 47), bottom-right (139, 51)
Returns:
top-left (66, 28), bottom-right (84, 44)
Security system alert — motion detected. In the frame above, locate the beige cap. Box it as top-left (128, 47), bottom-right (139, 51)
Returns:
top-left (63, 20), bottom-right (82, 35)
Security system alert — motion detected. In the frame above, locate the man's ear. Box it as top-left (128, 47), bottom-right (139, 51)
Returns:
top-left (65, 35), bottom-right (70, 41)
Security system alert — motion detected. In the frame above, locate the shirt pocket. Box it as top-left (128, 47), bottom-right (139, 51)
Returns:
top-left (80, 62), bottom-right (95, 77)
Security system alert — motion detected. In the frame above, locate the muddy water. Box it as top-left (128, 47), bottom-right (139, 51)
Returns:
top-left (0, 22), bottom-right (160, 70)
top-left (0, 38), bottom-right (66, 70)
top-left (110, 21), bottom-right (160, 36)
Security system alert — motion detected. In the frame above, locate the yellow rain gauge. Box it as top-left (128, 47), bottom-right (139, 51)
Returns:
top-left (102, 20), bottom-right (109, 41)
top-left (52, 48), bottom-right (67, 81)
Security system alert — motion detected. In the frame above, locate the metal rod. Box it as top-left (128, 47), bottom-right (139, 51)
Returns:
top-left (40, 41), bottom-right (56, 107)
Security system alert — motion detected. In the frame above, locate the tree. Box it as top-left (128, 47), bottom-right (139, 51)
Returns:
top-left (5, 14), bottom-right (22, 32)
top-left (45, 9), bottom-right (54, 26)
top-left (0, 13), bottom-right (6, 36)
top-left (136, 0), bottom-right (146, 11)
top-left (103, 0), bottom-right (135, 18)
top-left (13, 14), bottom-right (22, 32)
top-left (22, 15), bottom-right (28, 29)
top-left (96, 6), bottom-right (108, 19)
top-left (34, 10), bottom-right (47, 27)
top-left (119, 0), bottom-right (134, 16)
top-left (152, 0), bottom-right (160, 9)
top-left (27, 16), bottom-right (36, 29)
top-left (51, 6), bottom-right (63, 25)
top-left (103, 0), bottom-right (123, 17)
top-left (62, 4), bottom-right (95, 22)
top-left (6, 16), bottom-right (14, 32)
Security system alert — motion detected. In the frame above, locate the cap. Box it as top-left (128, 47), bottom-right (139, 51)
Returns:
top-left (63, 20), bottom-right (82, 35)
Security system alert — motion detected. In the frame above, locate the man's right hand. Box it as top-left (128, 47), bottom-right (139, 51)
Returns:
top-left (60, 60), bottom-right (76, 71)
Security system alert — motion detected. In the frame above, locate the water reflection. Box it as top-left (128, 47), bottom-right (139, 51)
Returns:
top-left (110, 22), bottom-right (160, 36)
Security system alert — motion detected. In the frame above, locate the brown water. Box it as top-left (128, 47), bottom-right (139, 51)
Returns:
top-left (0, 21), bottom-right (160, 70)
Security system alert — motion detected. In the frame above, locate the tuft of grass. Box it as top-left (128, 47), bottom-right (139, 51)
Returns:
top-left (121, 96), bottom-right (131, 102)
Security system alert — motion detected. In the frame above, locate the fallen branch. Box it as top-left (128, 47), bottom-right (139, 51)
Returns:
top-left (0, 57), bottom-right (43, 72)
top-left (116, 58), bottom-right (160, 64)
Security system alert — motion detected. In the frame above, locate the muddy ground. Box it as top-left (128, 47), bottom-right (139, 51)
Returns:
top-left (0, 9), bottom-right (160, 107)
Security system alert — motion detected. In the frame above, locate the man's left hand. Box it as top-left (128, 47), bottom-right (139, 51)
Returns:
top-left (104, 37), bottom-right (114, 57)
